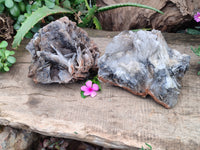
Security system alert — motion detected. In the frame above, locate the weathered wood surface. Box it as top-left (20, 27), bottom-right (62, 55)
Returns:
top-left (97, 0), bottom-right (200, 31)
top-left (0, 30), bottom-right (200, 150)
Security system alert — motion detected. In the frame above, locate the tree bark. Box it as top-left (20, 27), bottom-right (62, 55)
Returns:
top-left (97, 0), bottom-right (200, 31)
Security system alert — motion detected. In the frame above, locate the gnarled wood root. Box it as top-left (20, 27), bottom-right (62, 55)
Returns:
top-left (0, 14), bottom-right (13, 40)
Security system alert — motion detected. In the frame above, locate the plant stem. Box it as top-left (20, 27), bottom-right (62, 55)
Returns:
top-left (97, 3), bottom-right (164, 14)
top-left (84, 0), bottom-right (91, 10)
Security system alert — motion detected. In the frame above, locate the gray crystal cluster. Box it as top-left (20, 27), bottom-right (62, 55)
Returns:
top-left (26, 17), bottom-right (99, 84)
top-left (98, 30), bottom-right (190, 108)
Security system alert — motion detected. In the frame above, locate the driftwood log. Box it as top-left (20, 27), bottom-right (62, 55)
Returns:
top-left (97, 0), bottom-right (200, 31)
top-left (26, 17), bottom-right (100, 84)
top-left (0, 31), bottom-right (200, 149)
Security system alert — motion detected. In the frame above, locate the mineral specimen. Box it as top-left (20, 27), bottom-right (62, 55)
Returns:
top-left (26, 17), bottom-right (99, 84)
top-left (98, 30), bottom-right (190, 108)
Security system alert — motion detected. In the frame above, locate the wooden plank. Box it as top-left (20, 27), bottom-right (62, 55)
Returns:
top-left (0, 31), bottom-right (200, 150)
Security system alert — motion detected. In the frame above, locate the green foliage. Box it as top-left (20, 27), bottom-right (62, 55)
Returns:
top-left (191, 46), bottom-right (200, 75)
top-left (93, 16), bottom-right (102, 30)
top-left (140, 143), bottom-right (152, 150)
top-left (0, 41), bottom-right (16, 72)
top-left (98, 3), bottom-right (164, 14)
top-left (91, 76), bottom-right (102, 91)
top-left (81, 91), bottom-right (87, 98)
top-left (1, 0), bottom-right (164, 48)
top-left (191, 45), bottom-right (200, 57)
top-left (186, 28), bottom-right (200, 35)
top-left (0, 0), bottom-right (73, 40)
top-left (12, 5), bottom-right (72, 49)
top-left (78, 2), bottom-right (163, 30)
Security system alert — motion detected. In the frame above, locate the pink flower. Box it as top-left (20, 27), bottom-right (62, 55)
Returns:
top-left (81, 80), bottom-right (99, 97)
top-left (194, 12), bottom-right (200, 22)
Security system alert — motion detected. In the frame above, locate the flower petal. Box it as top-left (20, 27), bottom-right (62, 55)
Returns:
top-left (81, 85), bottom-right (88, 91)
top-left (86, 80), bottom-right (92, 88)
top-left (90, 91), bottom-right (97, 97)
top-left (84, 90), bottom-right (91, 96)
top-left (92, 84), bottom-right (99, 91)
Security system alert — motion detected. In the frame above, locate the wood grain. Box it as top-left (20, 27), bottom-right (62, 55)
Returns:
top-left (0, 31), bottom-right (200, 150)
top-left (97, 0), bottom-right (200, 31)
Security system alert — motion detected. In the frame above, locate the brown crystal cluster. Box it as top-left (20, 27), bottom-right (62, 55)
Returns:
top-left (26, 17), bottom-right (100, 84)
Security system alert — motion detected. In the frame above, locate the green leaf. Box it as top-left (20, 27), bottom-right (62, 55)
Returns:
top-left (7, 62), bottom-right (12, 67)
top-left (12, 5), bottom-right (73, 49)
top-left (191, 46), bottom-right (200, 57)
top-left (14, 22), bottom-right (21, 30)
top-left (5, 0), bottom-right (14, 8)
top-left (195, 26), bottom-right (200, 29)
top-left (18, 2), bottom-right (25, 12)
top-left (31, 3), bottom-right (39, 12)
top-left (74, 0), bottom-right (84, 6)
top-left (81, 91), bottom-right (87, 98)
top-left (9, 51), bottom-right (15, 55)
top-left (17, 14), bottom-right (25, 23)
top-left (74, 131), bottom-right (78, 134)
top-left (14, 0), bottom-right (22, 2)
top-left (0, 50), bottom-right (4, 57)
top-left (5, 50), bottom-right (10, 57)
top-left (34, 0), bottom-right (42, 7)
top-left (7, 56), bottom-right (16, 64)
top-left (3, 64), bottom-right (9, 72)
top-left (0, 0), bottom-right (5, 3)
top-left (198, 71), bottom-right (200, 76)
top-left (84, 0), bottom-right (90, 10)
top-left (24, 31), bottom-right (33, 38)
top-left (0, 62), bottom-right (3, 68)
top-left (31, 24), bottom-right (41, 33)
top-left (140, 146), bottom-right (144, 150)
top-left (9, 3), bottom-right (20, 17)
top-left (186, 28), bottom-right (200, 35)
top-left (98, 3), bottom-right (164, 14)
top-left (91, 76), bottom-right (102, 91)
top-left (47, 15), bottom-right (54, 21)
top-left (26, 4), bottom-right (31, 14)
top-left (45, 0), bottom-right (55, 9)
top-left (62, 0), bottom-right (71, 8)
top-left (93, 16), bottom-right (102, 30)
top-left (79, 5), bottom-right (97, 27)
top-left (0, 41), bottom-right (8, 48)
top-left (145, 143), bottom-right (152, 150)
top-left (0, 3), bottom-right (5, 13)
top-left (24, 12), bottom-right (31, 17)
top-left (55, 0), bottom-right (59, 5)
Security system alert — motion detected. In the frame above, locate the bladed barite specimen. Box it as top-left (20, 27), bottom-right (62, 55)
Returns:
top-left (98, 30), bottom-right (190, 108)
top-left (26, 17), bottom-right (99, 84)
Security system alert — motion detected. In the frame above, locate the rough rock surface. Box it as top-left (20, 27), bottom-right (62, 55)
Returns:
top-left (26, 17), bottom-right (99, 84)
top-left (98, 30), bottom-right (190, 108)
top-left (0, 126), bottom-right (38, 150)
